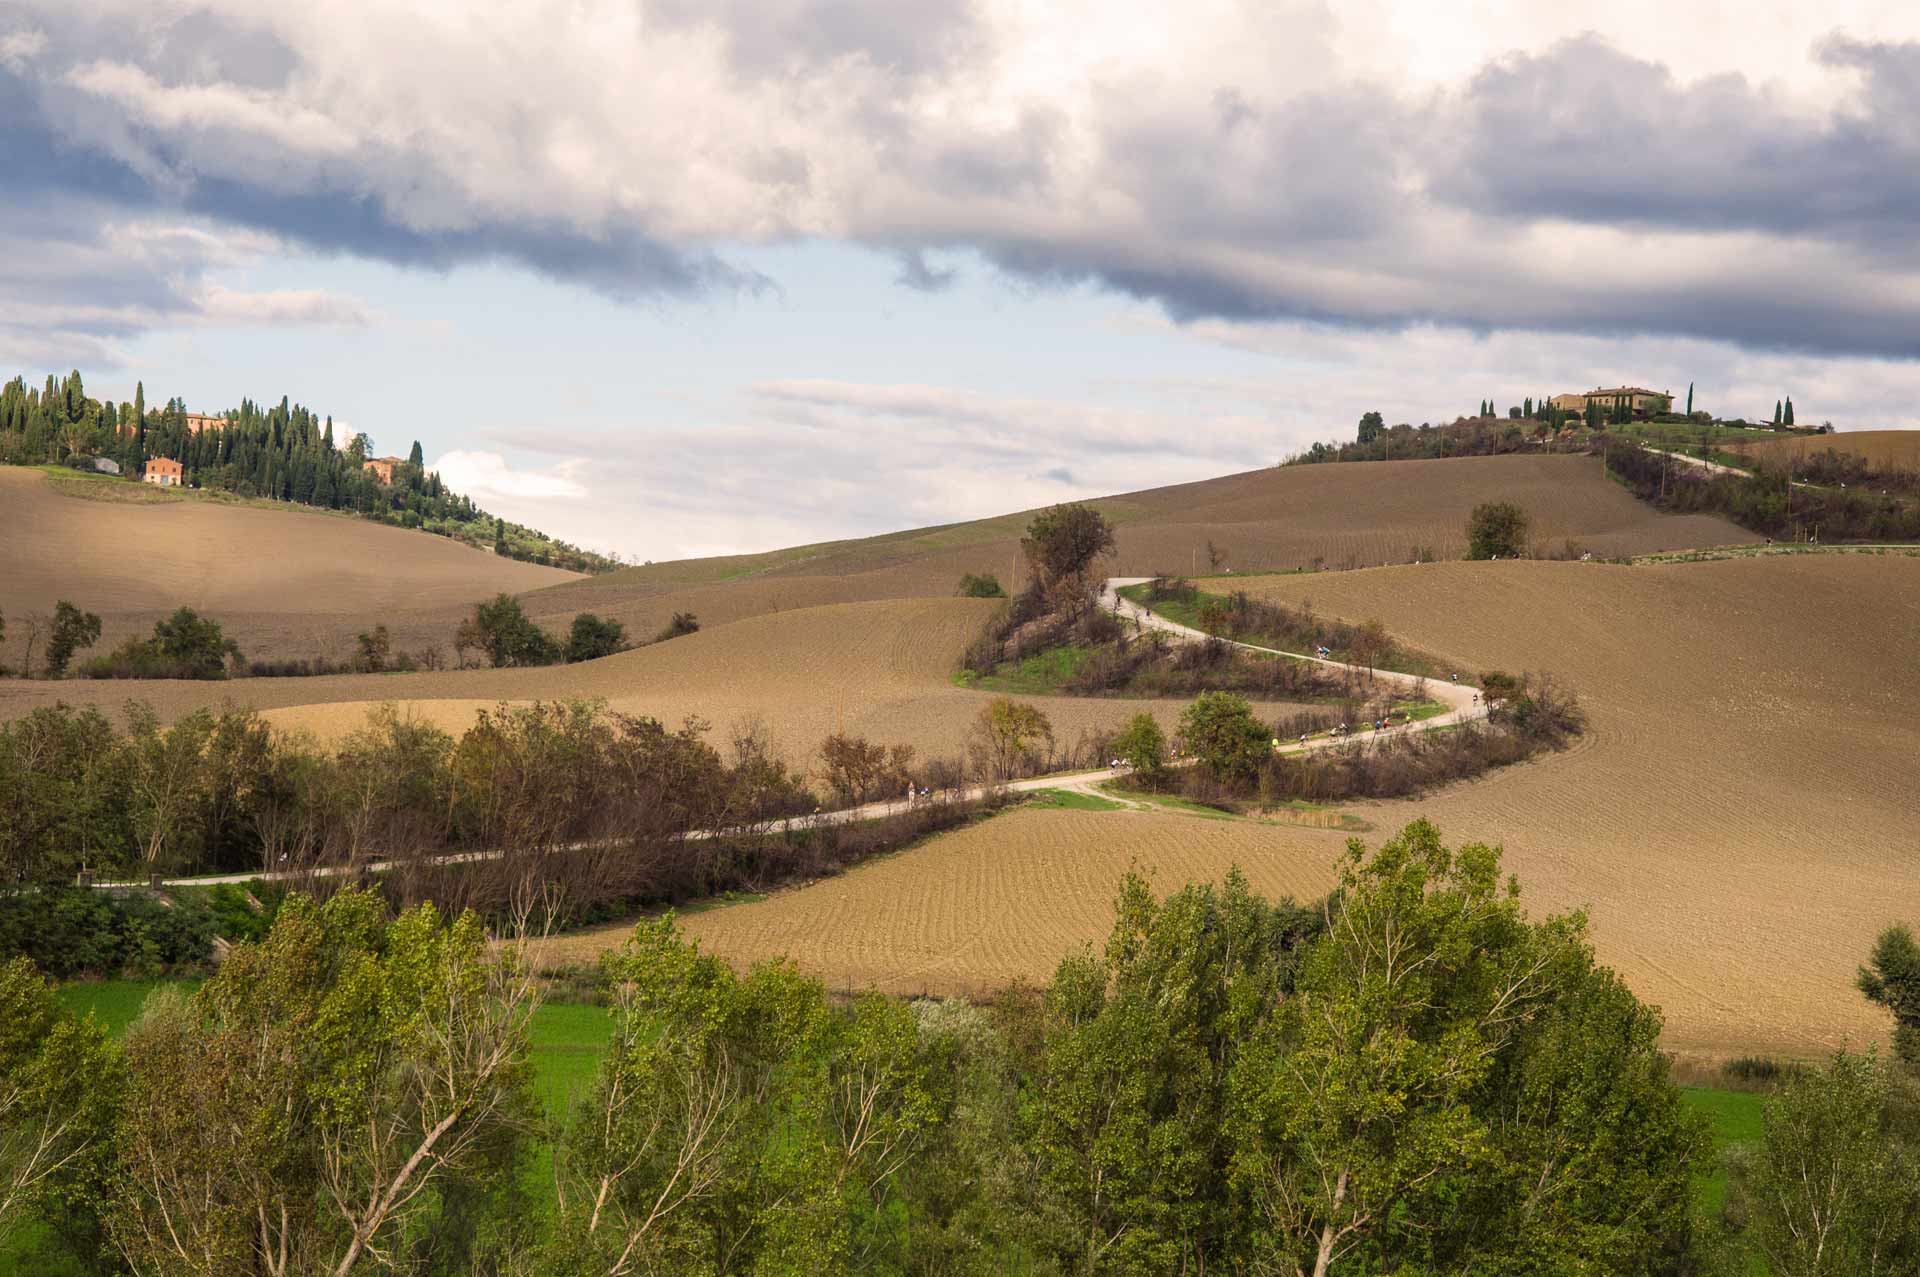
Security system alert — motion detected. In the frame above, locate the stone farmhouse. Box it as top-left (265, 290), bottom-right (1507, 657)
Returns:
top-left (1552, 386), bottom-right (1673, 418)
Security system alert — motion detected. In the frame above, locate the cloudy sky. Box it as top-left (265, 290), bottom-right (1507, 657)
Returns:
top-left (6, 1), bottom-right (1919, 559)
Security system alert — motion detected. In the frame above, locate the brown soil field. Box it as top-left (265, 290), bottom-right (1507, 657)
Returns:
top-left (544, 806), bottom-right (1351, 995)
top-left (1731, 429), bottom-right (1920, 471)
top-left (0, 468), bottom-right (576, 664)
top-left (673, 555), bottom-right (1920, 1057)
top-left (516, 454), bottom-right (1745, 643)
top-left (0, 597), bottom-right (1320, 770)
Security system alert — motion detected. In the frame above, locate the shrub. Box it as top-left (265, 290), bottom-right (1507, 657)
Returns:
top-left (654, 611), bottom-right (700, 642)
top-left (1466, 501), bottom-right (1530, 559)
top-left (957, 573), bottom-right (1005, 598)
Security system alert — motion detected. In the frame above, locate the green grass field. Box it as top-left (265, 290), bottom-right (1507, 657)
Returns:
top-left (1023, 787), bottom-right (1129, 811)
top-left (1680, 1086), bottom-right (1765, 1216)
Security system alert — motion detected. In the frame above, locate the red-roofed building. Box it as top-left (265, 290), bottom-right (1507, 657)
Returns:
top-left (144, 457), bottom-right (184, 487)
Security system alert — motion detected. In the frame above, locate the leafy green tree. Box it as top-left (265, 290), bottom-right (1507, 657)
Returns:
top-left (108, 889), bottom-right (540, 1276)
top-left (407, 439), bottom-right (424, 467)
top-left (1030, 871), bottom-right (1322, 1272)
top-left (1859, 924), bottom-right (1920, 1066)
top-left (1785, 396), bottom-right (1796, 426)
top-left (956, 572), bottom-right (1005, 598)
top-left (1179, 690), bottom-right (1268, 786)
top-left (565, 612), bottom-right (629, 663)
top-left (0, 956), bottom-right (123, 1233)
top-left (42, 601), bottom-right (101, 678)
top-left (1022, 503), bottom-right (1116, 586)
top-left (1686, 381), bottom-right (1694, 415)
top-left (468, 594), bottom-right (560, 667)
top-left (150, 607), bottom-right (241, 678)
top-left (1774, 399), bottom-right (1784, 426)
top-left (1113, 711), bottom-right (1167, 775)
top-left (1466, 501), bottom-right (1530, 559)
top-left (1225, 820), bottom-right (1705, 1275)
top-left (1356, 411), bottom-right (1385, 445)
top-left (549, 918), bottom-right (940, 1273)
top-left (1745, 1051), bottom-right (1920, 1276)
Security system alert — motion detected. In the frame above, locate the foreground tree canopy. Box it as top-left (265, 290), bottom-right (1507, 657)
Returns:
top-left (0, 821), bottom-right (1722, 1274)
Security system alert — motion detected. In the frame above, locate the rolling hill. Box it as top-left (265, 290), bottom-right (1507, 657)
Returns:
top-left (667, 553), bottom-right (1920, 1059)
top-left (0, 467), bottom-right (576, 662)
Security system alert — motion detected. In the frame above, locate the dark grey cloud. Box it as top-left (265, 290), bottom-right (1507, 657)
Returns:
top-left (1436, 35), bottom-right (1920, 251)
top-left (6, 3), bottom-right (1920, 362)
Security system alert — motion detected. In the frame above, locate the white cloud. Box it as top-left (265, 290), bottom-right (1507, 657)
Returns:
top-left (431, 450), bottom-right (592, 502)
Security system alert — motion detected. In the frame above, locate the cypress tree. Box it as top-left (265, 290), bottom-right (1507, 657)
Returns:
top-left (1774, 400), bottom-right (1783, 426)
top-left (408, 440), bottom-right (424, 468)
top-left (1784, 397), bottom-right (1795, 426)
top-left (1685, 382), bottom-right (1693, 416)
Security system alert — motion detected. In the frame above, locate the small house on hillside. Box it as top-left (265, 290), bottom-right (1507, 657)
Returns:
top-left (144, 457), bottom-right (184, 487)
top-left (184, 413), bottom-right (225, 435)
top-left (362, 456), bottom-right (404, 485)
top-left (1554, 387), bottom-right (1673, 418)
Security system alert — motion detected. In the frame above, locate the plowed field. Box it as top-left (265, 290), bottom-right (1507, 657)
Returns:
top-left (669, 555), bottom-right (1920, 1058)
top-left (1732, 429), bottom-right (1920, 471)
top-left (548, 806), bottom-right (1349, 995)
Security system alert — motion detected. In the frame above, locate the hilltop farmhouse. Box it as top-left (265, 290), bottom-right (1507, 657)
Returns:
top-left (362, 456), bottom-right (404, 485)
top-left (1551, 386), bottom-right (1673, 418)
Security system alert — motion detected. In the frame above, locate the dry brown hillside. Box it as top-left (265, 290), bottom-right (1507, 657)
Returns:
top-left (0, 468), bottom-right (575, 663)
top-left (514, 453), bottom-right (1745, 642)
top-left (673, 553), bottom-right (1920, 1058)
top-left (1732, 429), bottom-right (1920, 471)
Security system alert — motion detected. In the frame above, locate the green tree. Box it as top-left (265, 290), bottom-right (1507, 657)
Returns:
top-left (467, 594), bottom-right (560, 667)
top-left (1225, 820), bottom-right (1705, 1275)
top-left (1113, 711), bottom-right (1167, 776)
top-left (1022, 503), bottom-right (1116, 586)
top-left (43, 601), bottom-right (101, 677)
top-left (0, 956), bottom-right (123, 1233)
top-left (1858, 924), bottom-right (1920, 1066)
top-left (149, 607), bottom-right (241, 678)
top-left (565, 612), bottom-right (629, 663)
top-left (108, 889), bottom-right (540, 1276)
top-left (1785, 396), bottom-right (1796, 426)
top-left (1466, 501), bottom-right (1530, 559)
top-left (1356, 411), bottom-right (1385, 445)
top-left (549, 918), bottom-right (940, 1273)
top-left (407, 439), bottom-right (424, 467)
top-left (1031, 871), bottom-right (1321, 1272)
top-left (1179, 690), bottom-right (1268, 787)
top-left (1774, 399), bottom-right (1784, 426)
top-left (1686, 381), bottom-right (1694, 415)
top-left (1746, 1051), bottom-right (1920, 1276)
